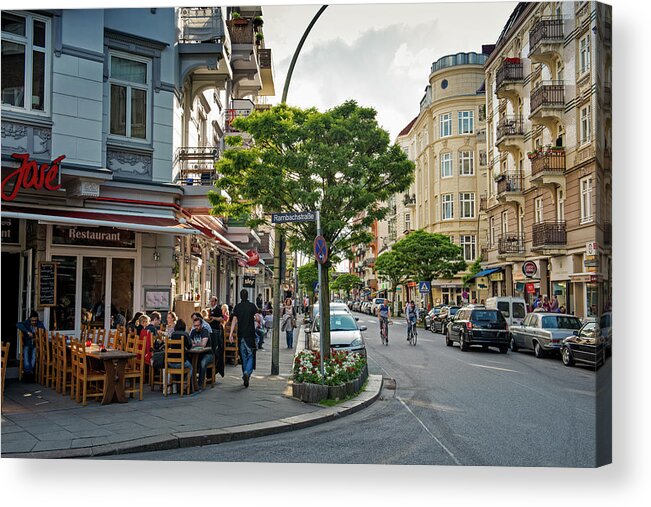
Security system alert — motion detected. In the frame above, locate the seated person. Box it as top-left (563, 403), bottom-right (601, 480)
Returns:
top-left (189, 317), bottom-right (213, 391)
top-left (191, 312), bottom-right (213, 333)
top-left (165, 319), bottom-right (193, 386)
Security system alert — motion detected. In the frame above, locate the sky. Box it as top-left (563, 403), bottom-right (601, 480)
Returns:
top-left (263, 1), bottom-right (517, 140)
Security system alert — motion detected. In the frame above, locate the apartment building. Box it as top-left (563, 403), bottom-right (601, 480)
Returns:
top-left (481, 1), bottom-right (611, 319)
top-left (405, 51), bottom-right (490, 305)
top-left (1, 7), bottom-right (274, 371)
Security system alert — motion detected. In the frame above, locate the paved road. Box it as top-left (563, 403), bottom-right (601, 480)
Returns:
top-left (108, 311), bottom-right (609, 466)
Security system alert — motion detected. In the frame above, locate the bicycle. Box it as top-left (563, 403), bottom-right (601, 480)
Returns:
top-left (407, 319), bottom-right (418, 346)
top-left (380, 317), bottom-right (390, 346)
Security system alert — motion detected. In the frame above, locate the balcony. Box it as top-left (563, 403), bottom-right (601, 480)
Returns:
top-left (528, 17), bottom-right (564, 67)
top-left (496, 116), bottom-right (525, 152)
top-left (495, 60), bottom-right (524, 102)
top-left (495, 171), bottom-right (524, 208)
top-left (227, 16), bottom-right (265, 98)
top-left (529, 82), bottom-right (565, 127)
top-left (532, 221), bottom-right (567, 250)
top-left (498, 233), bottom-right (525, 257)
top-left (178, 8), bottom-right (232, 84)
top-left (403, 193), bottom-right (416, 206)
top-left (174, 146), bottom-right (220, 212)
top-left (257, 48), bottom-right (276, 97)
top-left (530, 148), bottom-right (566, 187)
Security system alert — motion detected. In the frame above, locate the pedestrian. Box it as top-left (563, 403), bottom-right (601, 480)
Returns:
top-left (461, 288), bottom-right (469, 304)
top-left (229, 289), bottom-right (258, 388)
top-left (16, 310), bottom-right (45, 380)
top-left (303, 295), bottom-right (309, 315)
top-left (189, 317), bottom-right (213, 391)
top-left (558, 305), bottom-right (567, 314)
top-left (550, 295), bottom-right (560, 313)
top-left (221, 304), bottom-right (230, 324)
top-left (256, 293), bottom-right (263, 310)
top-left (542, 295), bottom-right (551, 312)
top-left (263, 308), bottom-right (273, 343)
top-left (533, 294), bottom-right (541, 309)
top-left (254, 307), bottom-right (265, 350)
top-left (281, 297), bottom-right (296, 349)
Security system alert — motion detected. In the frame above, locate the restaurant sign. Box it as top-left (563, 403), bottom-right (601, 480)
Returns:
top-left (1, 153), bottom-right (64, 202)
top-left (52, 225), bottom-right (136, 248)
top-left (1, 217), bottom-right (20, 244)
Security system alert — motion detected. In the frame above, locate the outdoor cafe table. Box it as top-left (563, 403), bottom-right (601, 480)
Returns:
top-left (186, 346), bottom-right (212, 392)
top-left (86, 349), bottom-right (137, 405)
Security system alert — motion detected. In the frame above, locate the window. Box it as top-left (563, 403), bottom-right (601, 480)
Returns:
top-left (459, 151), bottom-right (474, 176)
top-left (580, 176), bottom-right (593, 223)
top-left (440, 112), bottom-right (452, 137)
top-left (440, 152), bottom-right (452, 178)
top-left (405, 212), bottom-right (411, 231)
top-left (458, 110), bottom-right (474, 134)
top-left (460, 192), bottom-right (475, 218)
top-left (501, 210), bottom-right (509, 234)
top-left (580, 105), bottom-right (592, 144)
top-left (109, 52), bottom-right (151, 140)
top-left (557, 189), bottom-right (565, 221)
top-left (534, 196), bottom-right (544, 223)
top-left (1, 11), bottom-right (50, 113)
top-left (442, 194), bottom-right (454, 220)
top-left (579, 34), bottom-right (591, 74)
top-left (460, 235), bottom-right (476, 261)
top-left (489, 216), bottom-right (496, 246)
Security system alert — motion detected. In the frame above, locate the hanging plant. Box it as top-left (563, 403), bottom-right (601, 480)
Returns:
top-left (253, 16), bottom-right (264, 29)
top-left (231, 11), bottom-right (241, 19)
top-left (255, 32), bottom-right (264, 45)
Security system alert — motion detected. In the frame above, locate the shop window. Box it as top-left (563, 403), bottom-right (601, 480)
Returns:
top-left (50, 256), bottom-right (76, 331)
top-left (110, 258), bottom-right (134, 325)
top-left (81, 257), bottom-right (107, 327)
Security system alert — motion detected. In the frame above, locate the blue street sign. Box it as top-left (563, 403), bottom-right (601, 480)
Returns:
top-left (313, 281), bottom-right (319, 291)
top-left (418, 281), bottom-right (431, 293)
top-left (314, 235), bottom-right (328, 265)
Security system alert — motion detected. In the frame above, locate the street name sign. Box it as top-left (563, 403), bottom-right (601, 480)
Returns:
top-left (271, 211), bottom-right (316, 223)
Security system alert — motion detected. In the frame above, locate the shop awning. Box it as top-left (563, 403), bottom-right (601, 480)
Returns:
top-left (466, 267), bottom-right (502, 282)
top-left (1, 205), bottom-right (200, 236)
top-left (188, 217), bottom-right (248, 259)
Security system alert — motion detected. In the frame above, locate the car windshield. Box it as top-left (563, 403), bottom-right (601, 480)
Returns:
top-left (314, 314), bottom-right (358, 332)
top-left (449, 307), bottom-right (460, 315)
top-left (541, 315), bottom-right (582, 330)
top-left (471, 310), bottom-right (505, 323)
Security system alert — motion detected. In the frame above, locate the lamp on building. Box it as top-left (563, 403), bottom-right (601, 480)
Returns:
top-left (153, 250), bottom-right (161, 262)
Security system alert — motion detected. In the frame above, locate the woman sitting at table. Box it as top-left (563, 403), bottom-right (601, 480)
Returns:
top-left (127, 311), bottom-right (144, 335)
top-left (166, 319), bottom-right (193, 381)
top-left (165, 312), bottom-right (178, 339)
top-left (221, 304), bottom-right (230, 325)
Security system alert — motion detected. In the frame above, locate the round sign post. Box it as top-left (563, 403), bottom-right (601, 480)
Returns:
top-left (314, 235), bottom-right (328, 265)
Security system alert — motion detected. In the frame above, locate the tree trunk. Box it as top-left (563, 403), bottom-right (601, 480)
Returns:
top-left (321, 266), bottom-right (331, 359)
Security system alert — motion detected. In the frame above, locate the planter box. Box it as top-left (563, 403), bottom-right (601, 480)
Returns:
top-left (302, 383), bottom-right (329, 403)
top-left (328, 384), bottom-right (347, 400)
top-left (291, 382), bottom-right (304, 399)
top-left (345, 380), bottom-right (356, 396)
top-left (293, 369), bottom-right (367, 403)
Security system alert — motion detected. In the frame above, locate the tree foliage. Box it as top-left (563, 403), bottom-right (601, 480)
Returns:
top-left (209, 101), bottom-right (414, 356)
top-left (330, 273), bottom-right (361, 298)
top-left (462, 258), bottom-right (483, 286)
top-left (374, 250), bottom-right (408, 313)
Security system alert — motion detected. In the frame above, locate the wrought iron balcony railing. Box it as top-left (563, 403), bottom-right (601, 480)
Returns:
top-left (532, 221), bottom-right (566, 248)
top-left (530, 148), bottom-right (566, 177)
top-left (498, 233), bottom-right (525, 255)
top-left (174, 146), bottom-right (220, 186)
top-left (530, 82), bottom-right (565, 113)
top-left (495, 60), bottom-right (524, 90)
top-left (496, 171), bottom-right (523, 194)
top-left (496, 115), bottom-right (525, 144)
top-left (529, 16), bottom-right (564, 54)
top-left (179, 7), bottom-right (227, 44)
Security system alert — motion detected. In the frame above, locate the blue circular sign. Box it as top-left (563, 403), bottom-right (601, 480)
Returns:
top-left (314, 235), bottom-right (328, 264)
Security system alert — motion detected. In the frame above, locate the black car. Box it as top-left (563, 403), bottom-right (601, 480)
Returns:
top-left (425, 307), bottom-right (442, 330)
top-left (432, 306), bottom-right (461, 334)
top-left (446, 308), bottom-right (509, 353)
top-left (560, 321), bottom-right (606, 369)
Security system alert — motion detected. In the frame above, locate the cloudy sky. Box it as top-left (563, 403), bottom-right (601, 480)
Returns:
top-left (263, 1), bottom-right (517, 139)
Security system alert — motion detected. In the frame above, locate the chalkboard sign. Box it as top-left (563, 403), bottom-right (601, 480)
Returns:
top-left (38, 262), bottom-right (57, 307)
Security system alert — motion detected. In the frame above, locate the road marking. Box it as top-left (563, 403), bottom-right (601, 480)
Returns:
top-left (469, 363), bottom-right (521, 373)
top-left (397, 396), bottom-right (462, 466)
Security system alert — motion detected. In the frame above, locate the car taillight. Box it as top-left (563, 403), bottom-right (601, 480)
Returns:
top-left (465, 322), bottom-right (473, 331)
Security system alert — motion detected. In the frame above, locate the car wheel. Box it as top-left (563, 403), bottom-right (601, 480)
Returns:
top-left (534, 341), bottom-right (545, 358)
top-left (459, 334), bottom-right (469, 352)
top-left (445, 332), bottom-right (452, 347)
top-left (499, 346), bottom-right (508, 354)
top-left (510, 335), bottom-right (518, 352)
top-left (561, 346), bottom-right (574, 366)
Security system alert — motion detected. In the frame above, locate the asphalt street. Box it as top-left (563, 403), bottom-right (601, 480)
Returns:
top-left (107, 311), bottom-right (609, 466)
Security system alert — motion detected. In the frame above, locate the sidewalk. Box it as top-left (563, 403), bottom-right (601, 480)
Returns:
top-left (1, 319), bottom-right (382, 459)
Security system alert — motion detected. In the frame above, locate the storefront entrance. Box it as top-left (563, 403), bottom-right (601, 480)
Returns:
top-left (1, 252), bottom-right (21, 363)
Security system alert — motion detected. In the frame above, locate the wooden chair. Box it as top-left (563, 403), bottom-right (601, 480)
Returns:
top-left (223, 321), bottom-right (240, 365)
top-left (106, 329), bottom-right (117, 349)
top-left (70, 340), bottom-right (106, 406)
top-left (115, 327), bottom-right (129, 351)
top-left (1, 342), bottom-right (10, 404)
top-left (124, 335), bottom-right (146, 401)
top-left (164, 336), bottom-right (190, 397)
top-left (54, 334), bottom-right (73, 395)
top-left (95, 327), bottom-right (106, 345)
top-left (36, 329), bottom-right (55, 388)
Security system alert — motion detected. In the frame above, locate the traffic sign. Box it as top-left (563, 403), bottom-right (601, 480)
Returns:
top-left (418, 281), bottom-right (431, 293)
top-left (522, 261), bottom-right (538, 278)
top-left (271, 211), bottom-right (316, 223)
top-left (314, 235), bottom-right (328, 265)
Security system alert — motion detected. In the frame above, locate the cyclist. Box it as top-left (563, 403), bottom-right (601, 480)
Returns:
top-left (377, 299), bottom-right (391, 344)
top-left (405, 300), bottom-right (419, 341)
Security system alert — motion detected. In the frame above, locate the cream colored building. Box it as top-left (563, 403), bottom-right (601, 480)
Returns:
top-left (482, 1), bottom-right (611, 319)
top-left (406, 51), bottom-right (490, 305)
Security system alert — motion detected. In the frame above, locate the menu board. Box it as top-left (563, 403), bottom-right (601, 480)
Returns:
top-left (38, 262), bottom-right (57, 307)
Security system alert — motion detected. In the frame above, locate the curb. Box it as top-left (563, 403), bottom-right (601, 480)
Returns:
top-left (2, 374), bottom-right (383, 459)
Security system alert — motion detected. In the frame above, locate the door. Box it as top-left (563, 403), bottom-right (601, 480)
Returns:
top-left (19, 249), bottom-right (33, 321)
top-left (2, 252), bottom-right (21, 362)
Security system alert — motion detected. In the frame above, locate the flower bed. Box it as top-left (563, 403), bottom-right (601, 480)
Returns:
top-left (292, 350), bottom-right (368, 402)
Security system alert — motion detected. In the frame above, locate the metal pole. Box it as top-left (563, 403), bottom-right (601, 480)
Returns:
top-left (316, 211), bottom-right (324, 381)
top-left (271, 227), bottom-right (281, 375)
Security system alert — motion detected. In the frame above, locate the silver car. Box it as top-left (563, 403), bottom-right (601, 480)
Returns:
top-left (510, 312), bottom-right (583, 358)
top-left (306, 310), bottom-right (367, 355)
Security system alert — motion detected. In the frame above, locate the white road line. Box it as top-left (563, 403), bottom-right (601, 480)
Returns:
top-left (469, 363), bottom-right (521, 373)
top-left (397, 396), bottom-right (462, 466)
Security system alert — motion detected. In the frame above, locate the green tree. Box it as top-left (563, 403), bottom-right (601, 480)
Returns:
top-left (330, 273), bottom-right (361, 300)
top-left (210, 101), bottom-right (414, 357)
top-left (392, 230), bottom-right (467, 309)
top-left (374, 250), bottom-right (409, 315)
top-left (462, 257), bottom-right (483, 286)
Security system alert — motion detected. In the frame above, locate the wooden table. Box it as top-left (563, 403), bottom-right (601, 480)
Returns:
top-left (186, 347), bottom-right (212, 392)
top-left (85, 349), bottom-right (136, 405)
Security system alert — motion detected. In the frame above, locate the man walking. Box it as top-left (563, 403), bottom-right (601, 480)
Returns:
top-left (229, 289), bottom-right (258, 388)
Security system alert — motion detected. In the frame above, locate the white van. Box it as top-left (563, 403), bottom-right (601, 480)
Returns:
top-left (485, 297), bottom-right (527, 327)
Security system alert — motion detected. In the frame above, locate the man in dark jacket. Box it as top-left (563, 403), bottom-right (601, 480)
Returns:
top-left (16, 310), bottom-right (46, 379)
top-left (229, 289), bottom-right (258, 388)
top-left (189, 317), bottom-right (213, 391)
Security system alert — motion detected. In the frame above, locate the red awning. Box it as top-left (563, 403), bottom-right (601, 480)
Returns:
top-left (1, 204), bottom-right (199, 235)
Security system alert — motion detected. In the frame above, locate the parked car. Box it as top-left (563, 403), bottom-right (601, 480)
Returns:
top-left (308, 302), bottom-right (350, 324)
top-left (599, 311), bottom-right (612, 355)
top-left (560, 321), bottom-right (607, 369)
top-left (425, 307), bottom-right (442, 330)
top-left (446, 308), bottom-right (510, 353)
top-left (360, 301), bottom-right (370, 314)
top-left (510, 313), bottom-right (583, 358)
top-left (485, 297), bottom-right (527, 327)
top-left (432, 306), bottom-right (461, 334)
top-left (305, 310), bottom-right (367, 355)
top-left (352, 301), bottom-right (362, 312)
